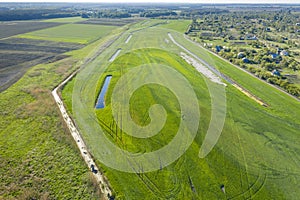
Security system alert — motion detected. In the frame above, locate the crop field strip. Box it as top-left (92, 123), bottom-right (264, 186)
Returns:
top-left (0, 37), bottom-right (84, 92)
top-left (77, 18), bottom-right (141, 26)
top-left (0, 21), bottom-right (62, 39)
top-left (0, 18), bottom-right (135, 92)
top-left (78, 27), bottom-right (183, 197)
top-left (42, 17), bottom-right (89, 23)
top-left (18, 23), bottom-right (119, 44)
top-left (61, 19), bottom-right (299, 199)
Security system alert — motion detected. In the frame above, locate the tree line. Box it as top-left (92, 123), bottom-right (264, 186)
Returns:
top-left (0, 9), bottom-right (79, 21)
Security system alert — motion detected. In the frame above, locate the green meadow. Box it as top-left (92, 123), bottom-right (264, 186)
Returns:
top-left (63, 20), bottom-right (300, 199)
top-left (159, 19), bottom-right (191, 33)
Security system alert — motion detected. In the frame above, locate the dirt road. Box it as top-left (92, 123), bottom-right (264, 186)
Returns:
top-left (50, 33), bottom-right (125, 199)
top-left (52, 79), bottom-right (113, 199)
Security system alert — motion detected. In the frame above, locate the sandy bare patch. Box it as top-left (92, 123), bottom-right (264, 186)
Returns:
top-left (180, 52), bottom-right (226, 86)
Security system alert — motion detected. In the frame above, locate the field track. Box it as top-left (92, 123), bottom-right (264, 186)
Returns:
top-left (51, 31), bottom-right (125, 199)
top-left (53, 79), bottom-right (112, 199)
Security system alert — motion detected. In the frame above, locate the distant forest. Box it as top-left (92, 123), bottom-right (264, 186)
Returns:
top-left (0, 8), bottom-right (80, 21)
top-left (0, 3), bottom-right (234, 21)
top-left (1, 3), bottom-right (300, 21)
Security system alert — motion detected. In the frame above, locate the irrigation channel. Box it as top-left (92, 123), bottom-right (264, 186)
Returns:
top-left (95, 75), bottom-right (112, 109)
top-left (125, 34), bottom-right (132, 44)
top-left (109, 48), bottom-right (121, 62)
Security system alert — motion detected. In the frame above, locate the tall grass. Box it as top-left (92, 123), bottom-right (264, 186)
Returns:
top-left (0, 23), bottom-right (124, 199)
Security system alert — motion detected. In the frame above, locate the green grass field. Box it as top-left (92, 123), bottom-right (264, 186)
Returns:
top-left (62, 20), bottom-right (300, 199)
top-left (18, 24), bottom-right (118, 44)
top-left (159, 19), bottom-right (191, 33)
top-left (0, 47), bottom-right (99, 200)
top-left (0, 21), bottom-right (125, 199)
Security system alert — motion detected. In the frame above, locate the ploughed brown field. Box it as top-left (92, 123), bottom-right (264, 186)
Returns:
top-left (0, 37), bottom-right (84, 92)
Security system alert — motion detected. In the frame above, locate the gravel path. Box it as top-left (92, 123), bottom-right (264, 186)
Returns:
top-left (168, 33), bottom-right (232, 84)
top-left (180, 52), bottom-right (226, 86)
top-left (52, 79), bottom-right (113, 199)
top-left (50, 33), bottom-right (124, 199)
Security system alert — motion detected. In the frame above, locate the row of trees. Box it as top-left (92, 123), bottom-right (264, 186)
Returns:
top-left (0, 9), bottom-right (79, 21)
top-left (215, 47), bottom-right (300, 97)
top-left (80, 7), bottom-right (231, 19)
top-left (254, 68), bottom-right (300, 96)
top-left (88, 10), bottom-right (131, 19)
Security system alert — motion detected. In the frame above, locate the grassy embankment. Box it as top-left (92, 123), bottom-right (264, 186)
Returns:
top-left (63, 19), bottom-right (300, 199)
top-left (0, 20), bottom-right (125, 199)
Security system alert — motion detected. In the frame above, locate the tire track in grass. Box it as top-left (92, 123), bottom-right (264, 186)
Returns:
top-left (166, 156), bottom-right (184, 198)
top-left (237, 107), bottom-right (271, 199)
top-left (115, 53), bottom-right (169, 199)
top-left (236, 127), bottom-right (252, 199)
top-left (232, 108), bottom-right (255, 199)
top-left (222, 116), bottom-right (250, 199)
top-left (124, 155), bottom-right (167, 199)
top-left (226, 105), bottom-right (269, 199)
top-left (229, 173), bottom-right (267, 200)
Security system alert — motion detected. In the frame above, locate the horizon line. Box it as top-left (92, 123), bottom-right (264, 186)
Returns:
top-left (1, 1), bottom-right (300, 4)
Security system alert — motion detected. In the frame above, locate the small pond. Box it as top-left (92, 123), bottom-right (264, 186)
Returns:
top-left (95, 75), bottom-right (112, 109)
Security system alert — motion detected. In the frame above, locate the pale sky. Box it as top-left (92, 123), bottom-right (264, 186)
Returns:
top-left (1, 0), bottom-right (300, 4)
